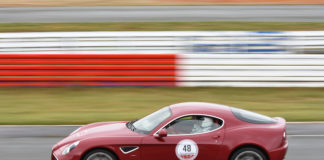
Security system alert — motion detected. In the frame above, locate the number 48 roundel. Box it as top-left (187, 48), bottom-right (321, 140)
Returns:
top-left (175, 139), bottom-right (199, 160)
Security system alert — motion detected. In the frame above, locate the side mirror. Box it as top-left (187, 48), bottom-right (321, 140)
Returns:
top-left (156, 128), bottom-right (168, 138)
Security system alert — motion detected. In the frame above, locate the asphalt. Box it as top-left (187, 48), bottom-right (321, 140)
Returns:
top-left (0, 5), bottom-right (324, 23)
top-left (0, 123), bottom-right (323, 160)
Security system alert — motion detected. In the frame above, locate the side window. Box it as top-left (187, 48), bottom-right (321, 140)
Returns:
top-left (165, 115), bottom-right (223, 135)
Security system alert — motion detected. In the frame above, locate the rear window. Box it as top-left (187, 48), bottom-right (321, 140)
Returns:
top-left (231, 107), bottom-right (277, 124)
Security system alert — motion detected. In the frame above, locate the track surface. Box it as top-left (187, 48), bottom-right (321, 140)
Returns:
top-left (0, 5), bottom-right (324, 23)
top-left (0, 123), bottom-right (323, 160)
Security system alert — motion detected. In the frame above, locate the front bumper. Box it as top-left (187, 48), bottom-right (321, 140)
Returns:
top-left (52, 146), bottom-right (82, 160)
top-left (52, 152), bottom-right (81, 160)
top-left (52, 153), bottom-right (59, 160)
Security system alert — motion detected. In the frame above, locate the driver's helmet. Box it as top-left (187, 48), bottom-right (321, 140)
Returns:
top-left (201, 117), bottom-right (213, 128)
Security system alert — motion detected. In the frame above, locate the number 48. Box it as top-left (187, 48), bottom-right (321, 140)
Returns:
top-left (183, 145), bottom-right (191, 152)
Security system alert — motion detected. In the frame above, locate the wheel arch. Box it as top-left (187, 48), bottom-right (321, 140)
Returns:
top-left (81, 147), bottom-right (120, 160)
top-left (228, 144), bottom-right (270, 160)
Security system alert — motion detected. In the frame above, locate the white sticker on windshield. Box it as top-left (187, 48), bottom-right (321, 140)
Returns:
top-left (175, 139), bottom-right (199, 160)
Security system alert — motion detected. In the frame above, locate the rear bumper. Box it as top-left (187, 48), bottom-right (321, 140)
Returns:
top-left (269, 140), bottom-right (288, 160)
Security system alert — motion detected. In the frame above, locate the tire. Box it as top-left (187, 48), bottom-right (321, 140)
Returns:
top-left (82, 149), bottom-right (118, 160)
top-left (230, 147), bottom-right (268, 160)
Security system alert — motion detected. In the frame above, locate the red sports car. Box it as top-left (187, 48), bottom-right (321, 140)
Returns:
top-left (52, 102), bottom-right (288, 160)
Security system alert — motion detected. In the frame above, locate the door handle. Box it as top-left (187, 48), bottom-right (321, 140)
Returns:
top-left (213, 135), bottom-right (221, 139)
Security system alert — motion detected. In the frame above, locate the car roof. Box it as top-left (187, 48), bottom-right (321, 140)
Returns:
top-left (169, 102), bottom-right (232, 118)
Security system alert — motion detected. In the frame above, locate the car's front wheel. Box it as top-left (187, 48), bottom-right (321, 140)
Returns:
top-left (83, 149), bottom-right (117, 160)
top-left (230, 147), bottom-right (268, 160)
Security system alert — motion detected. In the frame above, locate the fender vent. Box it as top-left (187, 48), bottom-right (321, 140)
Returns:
top-left (120, 146), bottom-right (139, 154)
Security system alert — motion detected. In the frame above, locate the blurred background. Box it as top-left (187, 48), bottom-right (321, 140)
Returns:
top-left (0, 0), bottom-right (323, 160)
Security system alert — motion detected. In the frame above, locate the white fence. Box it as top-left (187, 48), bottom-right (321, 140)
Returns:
top-left (1, 31), bottom-right (324, 87)
top-left (177, 54), bottom-right (324, 87)
top-left (1, 31), bottom-right (324, 54)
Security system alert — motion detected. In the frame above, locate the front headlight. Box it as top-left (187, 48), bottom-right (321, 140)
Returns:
top-left (62, 141), bottom-right (80, 155)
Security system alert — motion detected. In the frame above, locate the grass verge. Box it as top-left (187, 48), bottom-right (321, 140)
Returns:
top-left (0, 87), bottom-right (323, 124)
top-left (2, 21), bottom-right (324, 32)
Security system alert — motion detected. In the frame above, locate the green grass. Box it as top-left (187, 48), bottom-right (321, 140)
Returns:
top-left (2, 21), bottom-right (324, 32)
top-left (0, 87), bottom-right (324, 125)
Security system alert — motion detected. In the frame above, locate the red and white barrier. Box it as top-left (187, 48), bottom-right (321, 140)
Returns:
top-left (2, 30), bottom-right (324, 87)
top-left (1, 53), bottom-right (324, 87)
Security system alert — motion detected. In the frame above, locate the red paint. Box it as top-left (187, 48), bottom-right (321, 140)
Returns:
top-left (0, 59), bottom-right (175, 65)
top-left (0, 76), bottom-right (176, 81)
top-left (0, 54), bottom-right (176, 59)
top-left (0, 70), bottom-right (175, 76)
top-left (0, 82), bottom-right (176, 87)
top-left (52, 102), bottom-right (288, 160)
top-left (0, 65), bottom-right (176, 70)
top-left (0, 54), bottom-right (177, 86)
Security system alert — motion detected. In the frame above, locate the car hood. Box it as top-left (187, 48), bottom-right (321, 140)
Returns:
top-left (53, 121), bottom-right (141, 150)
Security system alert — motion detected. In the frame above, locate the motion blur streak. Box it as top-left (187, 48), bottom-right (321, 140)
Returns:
top-left (0, 6), bottom-right (324, 22)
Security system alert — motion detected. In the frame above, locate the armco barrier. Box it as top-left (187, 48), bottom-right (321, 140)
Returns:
top-left (1, 31), bottom-right (324, 87)
top-left (1, 53), bottom-right (324, 87)
top-left (177, 54), bottom-right (324, 87)
top-left (0, 54), bottom-right (177, 86)
top-left (1, 31), bottom-right (324, 54)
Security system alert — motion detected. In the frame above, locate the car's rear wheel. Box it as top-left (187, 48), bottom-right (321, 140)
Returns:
top-left (83, 149), bottom-right (117, 160)
top-left (230, 147), bottom-right (268, 160)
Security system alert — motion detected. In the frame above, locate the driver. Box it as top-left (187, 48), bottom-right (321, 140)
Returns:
top-left (192, 117), bottom-right (214, 134)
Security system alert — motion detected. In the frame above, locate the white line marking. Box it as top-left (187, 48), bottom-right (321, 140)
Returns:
top-left (288, 135), bottom-right (324, 137)
top-left (287, 122), bottom-right (324, 124)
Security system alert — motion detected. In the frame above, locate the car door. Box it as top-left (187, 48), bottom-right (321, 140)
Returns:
top-left (141, 115), bottom-right (225, 160)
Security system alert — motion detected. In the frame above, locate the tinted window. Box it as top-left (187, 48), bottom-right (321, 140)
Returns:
top-left (164, 115), bottom-right (223, 135)
top-left (231, 107), bottom-right (277, 124)
top-left (133, 107), bottom-right (172, 134)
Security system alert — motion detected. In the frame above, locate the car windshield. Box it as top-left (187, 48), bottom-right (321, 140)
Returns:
top-left (130, 107), bottom-right (172, 134)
